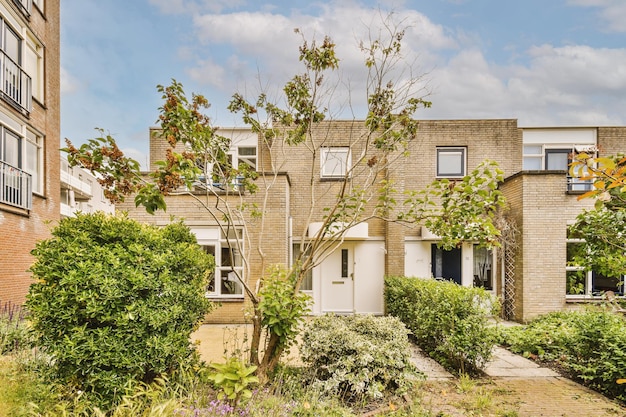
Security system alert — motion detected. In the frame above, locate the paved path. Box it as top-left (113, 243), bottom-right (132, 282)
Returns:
top-left (413, 344), bottom-right (625, 416)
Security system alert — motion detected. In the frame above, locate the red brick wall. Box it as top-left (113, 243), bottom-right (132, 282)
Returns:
top-left (0, 0), bottom-right (60, 306)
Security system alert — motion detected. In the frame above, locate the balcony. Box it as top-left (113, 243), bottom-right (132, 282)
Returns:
top-left (0, 49), bottom-right (32, 114)
top-left (12, 0), bottom-right (32, 17)
top-left (61, 159), bottom-right (93, 199)
top-left (567, 176), bottom-right (593, 193)
top-left (0, 160), bottom-right (32, 210)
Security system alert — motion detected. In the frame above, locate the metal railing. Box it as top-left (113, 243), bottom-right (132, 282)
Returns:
top-left (12, 0), bottom-right (32, 17)
top-left (0, 160), bottom-right (32, 210)
top-left (567, 176), bottom-right (594, 193)
top-left (0, 49), bottom-right (32, 114)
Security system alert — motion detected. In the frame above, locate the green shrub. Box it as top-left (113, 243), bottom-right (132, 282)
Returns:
top-left (0, 302), bottom-right (33, 354)
top-left (26, 212), bottom-right (214, 410)
top-left (503, 309), bottom-right (626, 402)
top-left (300, 314), bottom-right (418, 401)
top-left (385, 276), bottom-right (500, 374)
top-left (207, 357), bottom-right (259, 407)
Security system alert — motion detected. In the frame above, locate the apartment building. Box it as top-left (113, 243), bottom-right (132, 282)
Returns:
top-left (0, 0), bottom-right (60, 306)
top-left (120, 120), bottom-right (626, 323)
top-left (60, 156), bottom-right (115, 218)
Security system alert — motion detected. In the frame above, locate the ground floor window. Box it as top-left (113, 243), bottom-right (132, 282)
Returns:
top-left (195, 227), bottom-right (244, 298)
top-left (566, 238), bottom-right (624, 296)
top-left (292, 242), bottom-right (312, 291)
top-left (473, 245), bottom-right (493, 290)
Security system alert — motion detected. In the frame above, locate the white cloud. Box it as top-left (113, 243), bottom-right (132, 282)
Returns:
top-left (186, 58), bottom-right (227, 88)
top-left (567, 0), bottom-right (626, 32)
top-left (422, 42), bottom-right (626, 126)
top-left (60, 67), bottom-right (82, 94)
top-left (186, 4), bottom-right (455, 116)
top-left (525, 45), bottom-right (626, 94)
top-left (149, 0), bottom-right (245, 15)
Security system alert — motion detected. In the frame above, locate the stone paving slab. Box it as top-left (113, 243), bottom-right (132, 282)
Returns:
top-left (408, 345), bottom-right (454, 380)
top-left (483, 346), bottom-right (560, 378)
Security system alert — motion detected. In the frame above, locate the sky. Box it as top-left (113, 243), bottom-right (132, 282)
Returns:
top-left (61, 0), bottom-right (626, 167)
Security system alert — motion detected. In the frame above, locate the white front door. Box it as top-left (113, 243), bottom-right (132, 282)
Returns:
top-left (321, 243), bottom-right (354, 313)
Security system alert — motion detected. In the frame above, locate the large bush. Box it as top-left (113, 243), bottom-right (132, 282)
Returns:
top-left (385, 276), bottom-right (499, 374)
top-left (26, 213), bottom-right (214, 408)
top-left (300, 314), bottom-right (418, 400)
top-left (503, 309), bottom-right (626, 402)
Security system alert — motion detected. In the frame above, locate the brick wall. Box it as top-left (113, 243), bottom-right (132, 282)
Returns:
top-left (0, 0), bottom-right (60, 306)
top-left (597, 127), bottom-right (626, 156)
top-left (501, 172), bottom-right (594, 322)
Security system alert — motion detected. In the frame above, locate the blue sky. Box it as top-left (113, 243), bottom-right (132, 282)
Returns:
top-left (61, 0), bottom-right (626, 167)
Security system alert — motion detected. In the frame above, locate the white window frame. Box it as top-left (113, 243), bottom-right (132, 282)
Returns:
top-left (566, 236), bottom-right (624, 298)
top-left (524, 144), bottom-right (597, 192)
top-left (292, 241), bottom-right (312, 292)
top-left (24, 33), bottom-right (43, 103)
top-left (24, 128), bottom-right (42, 194)
top-left (33, 0), bottom-right (43, 13)
top-left (0, 124), bottom-right (41, 194)
top-left (235, 146), bottom-right (256, 170)
top-left (436, 147), bottom-right (466, 178)
top-left (320, 147), bottom-right (350, 179)
top-left (195, 227), bottom-right (245, 299)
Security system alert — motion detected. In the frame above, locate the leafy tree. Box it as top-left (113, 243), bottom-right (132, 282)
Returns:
top-left (64, 18), bottom-right (505, 381)
top-left (26, 213), bottom-right (213, 408)
top-left (569, 153), bottom-right (626, 278)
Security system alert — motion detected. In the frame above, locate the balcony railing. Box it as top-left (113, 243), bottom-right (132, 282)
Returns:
top-left (12, 0), bottom-right (32, 17)
top-left (0, 49), bottom-right (32, 114)
top-left (567, 176), bottom-right (594, 193)
top-left (0, 160), bottom-right (32, 210)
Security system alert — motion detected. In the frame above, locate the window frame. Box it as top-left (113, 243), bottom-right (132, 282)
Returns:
top-left (0, 126), bottom-right (43, 194)
top-left (566, 235), bottom-right (625, 298)
top-left (292, 242), bottom-right (313, 292)
top-left (436, 147), bottom-right (466, 178)
top-left (320, 146), bottom-right (350, 179)
top-left (196, 227), bottom-right (245, 300)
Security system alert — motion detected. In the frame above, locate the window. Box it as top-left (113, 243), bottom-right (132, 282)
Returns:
top-left (24, 34), bottom-right (43, 102)
top-left (0, 124), bottom-right (40, 207)
top-left (12, 0), bottom-right (31, 17)
top-left (24, 129), bottom-right (42, 194)
top-left (236, 146), bottom-right (256, 170)
top-left (0, 17), bottom-right (32, 112)
top-left (192, 144), bottom-right (257, 191)
top-left (33, 0), bottom-right (44, 13)
top-left (321, 147), bottom-right (350, 179)
top-left (523, 145), bottom-right (595, 192)
top-left (436, 147), bottom-right (466, 177)
top-left (292, 242), bottom-right (312, 291)
top-left (473, 245), bottom-right (493, 290)
top-left (566, 232), bottom-right (624, 297)
top-left (195, 227), bottom-right (244, 298)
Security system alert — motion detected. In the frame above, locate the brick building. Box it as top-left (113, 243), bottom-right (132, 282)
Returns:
top-left (121, 120), bottom-right (626, 323)
top-left (0, 0), bottom-right (60, 306)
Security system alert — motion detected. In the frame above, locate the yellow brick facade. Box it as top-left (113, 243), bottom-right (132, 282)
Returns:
top-left (123, 120), bottom-right (626, 323)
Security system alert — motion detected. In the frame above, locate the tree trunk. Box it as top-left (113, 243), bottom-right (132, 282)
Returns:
top-left (255, 332), bottom-right (283, 384)
top-left (249, 306), bottom-right (262, 367)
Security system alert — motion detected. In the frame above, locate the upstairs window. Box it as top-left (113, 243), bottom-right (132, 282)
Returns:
top-left (236, 146), bottom-right (256, 170)
top-left (321, 147), bottom-right (350, 179)
top-left (523, 145), bottom-right (596, 192)
top-left (0, 16), bottom-right (33, 113)
top-left (436, 147), bottom-right (466, 178)
top-left (0, 123), bottom-right (39, 209)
